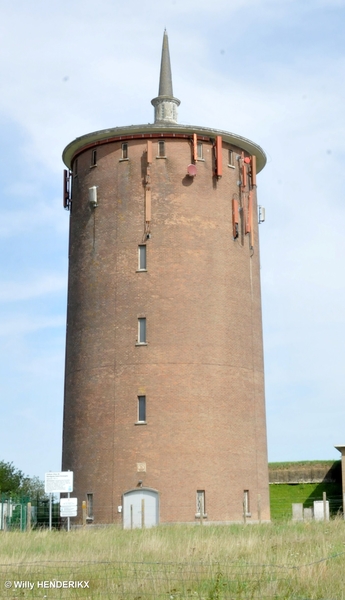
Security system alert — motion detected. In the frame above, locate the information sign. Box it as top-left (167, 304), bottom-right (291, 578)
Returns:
top-left (60, 497), bottom-right (78, 517)
top-left (45, 471), bottom-right (74, 494)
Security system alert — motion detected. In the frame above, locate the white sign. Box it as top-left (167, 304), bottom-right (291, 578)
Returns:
top-left (313, 500), bottom-right (329, 521)
top-left (45, 471), bottom-right (74, 494)
top-left (60, 498), bottom-right (78, 517)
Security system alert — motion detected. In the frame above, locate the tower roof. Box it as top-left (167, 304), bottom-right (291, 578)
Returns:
top-left (158, 29), bottom-right (173, 96)
top-left (151, 30), bottom-right (180, 124)
top-left (62, 31), bottom-right (267, 172)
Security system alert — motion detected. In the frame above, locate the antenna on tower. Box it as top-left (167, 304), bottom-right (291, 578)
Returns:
top-left (63, 169), bottom-right (72, 211)
top-left (258, 206), bottom-right (265, 223)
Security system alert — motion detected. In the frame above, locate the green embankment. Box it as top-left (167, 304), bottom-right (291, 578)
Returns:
top-left (269, 461), bottom-right (342, 520)
top-left (270, 482), bottom-right (342, 520)
top-left (269, 460), bottom-right (337, 470)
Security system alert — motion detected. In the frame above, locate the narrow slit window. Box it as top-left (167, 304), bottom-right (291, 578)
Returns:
top-left (138, 318), bottom-right (146, 344)
top-left (158, 141), bottom-right (165, 157)
top-left (138, 245), bottom-right (147, 270)
top-left (87, 493), bottom-right (93, 519)
top-left (196, 490), bottom-right (206, 516)
top-left (138, 395), bottom-right (146, 422)
top-left (91, 149), bottom-right (97, 166)
top-left (228, 150), bottom-right (234, 166)
top-left (197, 142), bottom-right (203, 160)
top-left (122, 143), bottom-right (128, 159)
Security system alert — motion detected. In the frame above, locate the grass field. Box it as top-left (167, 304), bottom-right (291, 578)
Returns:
top-left (1, 520), bottom-right (345, 599)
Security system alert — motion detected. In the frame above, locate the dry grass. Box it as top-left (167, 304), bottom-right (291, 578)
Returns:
top-left (1, 519), bottom-right (345, 598)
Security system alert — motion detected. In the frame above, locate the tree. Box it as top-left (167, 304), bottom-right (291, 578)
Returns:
top-left (20, 475), bottom-right (45, 499)
top-left (0, 460), bottom-right (45, 498)
top-left (0, 461), bottom-right (24, 494)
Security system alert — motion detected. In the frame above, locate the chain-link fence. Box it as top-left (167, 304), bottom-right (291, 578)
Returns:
top-left (0, 495), bottom-right (61, 531)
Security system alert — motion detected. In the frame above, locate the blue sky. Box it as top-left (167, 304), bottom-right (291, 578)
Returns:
top-left (1, 0), bottom-right (345, 480)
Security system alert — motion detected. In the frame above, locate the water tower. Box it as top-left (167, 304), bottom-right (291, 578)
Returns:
top-left (61, 31), bottom-right (270, 526)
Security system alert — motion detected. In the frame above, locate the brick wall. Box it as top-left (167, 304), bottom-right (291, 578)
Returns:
top-left (62, 132), bottom-right (270, 524)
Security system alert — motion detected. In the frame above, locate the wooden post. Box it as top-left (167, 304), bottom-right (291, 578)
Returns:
top-left (141, 499), bottom-right (145, 529)
top-left (200, 494), bottom-right (204, 526)
top-left (82, 500), bottom-right (87, 527)
top-left (130, 504), bottom-right (133, 530)
top-left (243, 493), bottom-right (247, 525)
top-left (323, 491), bottom-right (327, 521)
top-left (27, 502), bottom-right (31, 531)
top-left (257, 494), bottom-right (261, 524)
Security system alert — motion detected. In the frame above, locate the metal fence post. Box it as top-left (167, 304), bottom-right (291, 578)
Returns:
top-left (27, 502), bottom-right (31, 531)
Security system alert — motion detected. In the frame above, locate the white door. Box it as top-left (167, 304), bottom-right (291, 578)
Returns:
top-left (123, 489), bottom-right (159, 529)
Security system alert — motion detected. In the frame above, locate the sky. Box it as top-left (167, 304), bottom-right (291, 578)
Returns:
top-left (1, 0), bottom-right (345, 481)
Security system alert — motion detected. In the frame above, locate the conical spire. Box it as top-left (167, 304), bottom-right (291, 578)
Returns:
top-left (151, 30), bottom-right (180, 124)
top-left (158, 30), bottom-right (173, 97)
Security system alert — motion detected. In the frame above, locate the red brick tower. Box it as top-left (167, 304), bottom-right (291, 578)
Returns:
top-left (62, 31), bottom-right (270, 526)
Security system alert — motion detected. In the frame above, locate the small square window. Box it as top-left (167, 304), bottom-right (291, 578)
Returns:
top-left (138, 245), bottom-right (147, 271)
top-left (138, 318), bottom-right (146, 344)
top-left (138, 395), bottom-right (146, 422)
top-left (158, 141), bottom-right (165, 157)
top-left (91, 149), bottom-right (97, 166)
top-left (197, 142), bottom-right (203, 160)
top-left (122, 143), bottom-right (128, 159)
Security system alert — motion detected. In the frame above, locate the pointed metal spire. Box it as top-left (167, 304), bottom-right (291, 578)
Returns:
top-left (158, 29), bottom-right (173, 97)
top-left (151, 30), bottom-right (180, 124)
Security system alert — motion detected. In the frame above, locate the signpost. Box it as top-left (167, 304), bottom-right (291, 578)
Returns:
top-left (45, 472), bottom-right (74, 531)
